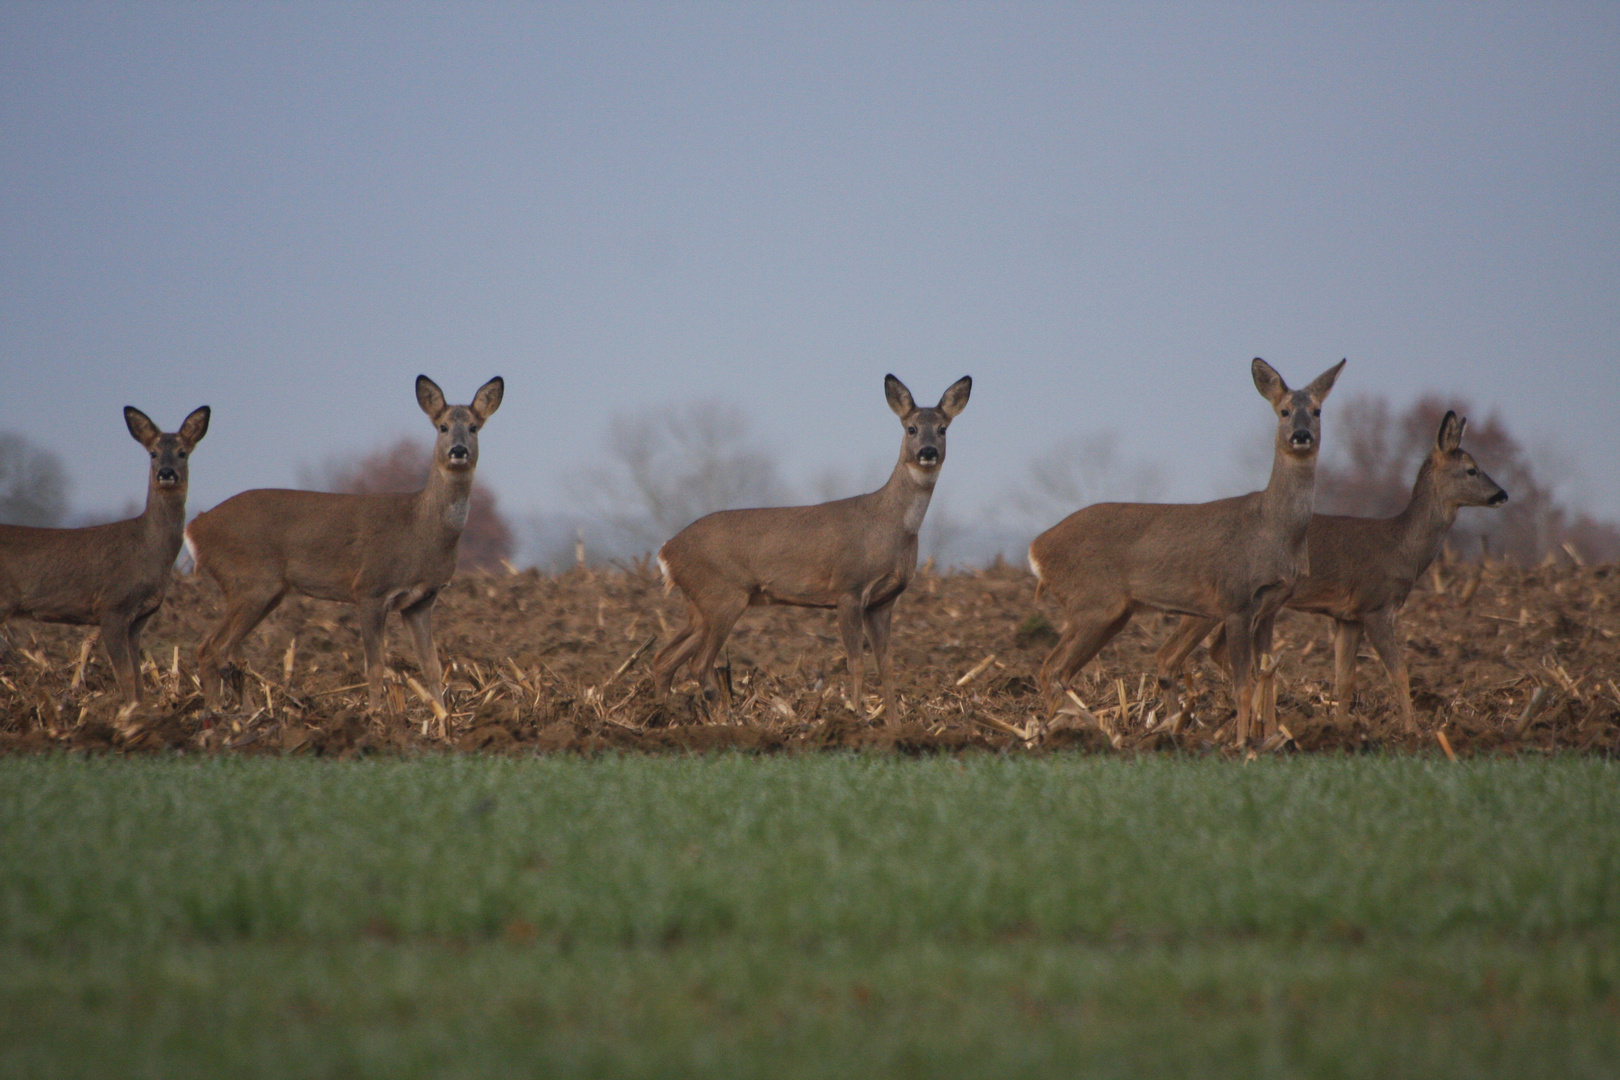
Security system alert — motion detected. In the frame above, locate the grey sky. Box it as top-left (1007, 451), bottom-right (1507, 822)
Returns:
top-left (3, 3), bottom-right (1617, 548)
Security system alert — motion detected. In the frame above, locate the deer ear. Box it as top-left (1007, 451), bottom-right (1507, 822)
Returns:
top-left (471, 376), bottom-right (504, 422)
top-left (1251, 358), bottom-right (1288, 405)
top-left (124, 406), bottom-right (160, 449)
top-left (1306, 358), bottom-right (1347, 402)
top-left (884, 374), bottom-right (916, 417)
top-left (416, 375), bottom-right (447, 419)
top-left (1436, 410), bottom-right (1464, 453)
top-left (178, 406), bottom-right (211, 448)
top-left (937, 376), bottom-right (972, 418)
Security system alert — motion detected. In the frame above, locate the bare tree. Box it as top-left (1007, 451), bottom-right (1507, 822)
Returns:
top-left (1005, 431), bottom-right (1166, 532)
top-left (301, 437), bottom-right (515, 571)
top-left (569, 399), bottom-right (790, 551)
top-left (0, 432), bottom-right (69, 527)
top-left (1317, 394), bottom-right (1620, 564)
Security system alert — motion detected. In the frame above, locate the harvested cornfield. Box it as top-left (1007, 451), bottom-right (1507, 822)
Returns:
top-left (1, 554), bottom-right (1617, 757)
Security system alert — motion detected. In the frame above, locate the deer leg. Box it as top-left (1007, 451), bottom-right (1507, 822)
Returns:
top-left (1038, 603), bottom-right (1133, 709)
top-left (689, 595), bottom-right (748, 713)
top-left (197, 586), bottom-right (283, 709)
top-left (1155, 615), bottom-right (1218, 719)
top-left (400, 592), bottom-right (444, 706)
top-left (836, 598), bottom-right (868, 719)
top-left (653, 603), bottom-right (704, 696)
top-left (100, 612), bottom-right (141, 703)
top-left (1362, 609), bottom-right (1415, 732)
top-left (863, 598), bottom-right (899, 730)
top-left (1331, 620), bottom-right (1364, 723)
top-left (357, 598), bottom-right (390, 713)
top-left (1224, 610), bottom-right (1258, 746)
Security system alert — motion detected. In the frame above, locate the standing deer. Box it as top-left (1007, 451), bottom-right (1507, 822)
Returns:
top-left (1028, 358), bottom-right (1344, 745)
top-left (653, 374), bottom-right (972, 729)
top-left (187, 375), bottom-right (502, 713)
top-left (0, 405), bottom-right (211, 702)
top-left (1153, 410), bottom-right (1506, 732)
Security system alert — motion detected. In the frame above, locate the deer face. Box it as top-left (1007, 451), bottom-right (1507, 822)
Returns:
top-left (886, 374), bottom-right (972, 478)
top-left (417, 375), bottom-right (504, 474)
top-left (125, 406), bottom-right (210, 493)
top-left (1252, 358), bottom-right (1344, 461)
top-left (1433, 412), bottom-right (1509, 509)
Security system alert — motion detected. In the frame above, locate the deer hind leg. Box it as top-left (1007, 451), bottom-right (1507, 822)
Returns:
top-left (862, 598), bottom-right (899, 730)
top-left (688, 594), bottom-right (748, 714)
top-left (400, 592), bottom-right (444, 706)
top-left (1331, 620), bottom-right (1364, 723)
top-left (1155, 616), bottom-right (1218, 722)
top-left (1038, 600), bottom-right (1134, 709)
top-left (653, 603), bottom-right (704, 696)
top-left (197, 585), bottom-right (283, 709)
top-left (1361, 609), bottom-right (1414, 732)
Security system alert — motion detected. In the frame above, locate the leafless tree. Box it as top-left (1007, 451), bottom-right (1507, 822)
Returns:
top-left (1004, 431), bottom-right (1166, 532)
top-left (569, 399), bottom-right (790, 551)
top-left (1317, 393), bottom-right (1620, 564)
top-left (301, 437), bottom-right (515, 571)
top-left (0, 432), bottom-right (69, 527)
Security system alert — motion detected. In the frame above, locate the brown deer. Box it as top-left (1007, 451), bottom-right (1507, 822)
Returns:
top-left (0, 405), bottom-right (211, 702)
top-left (653, 374), bottom-right (972, 728)
top-left (1153, 410), bottom-right (1506, 732)
top-left (1028, 358), bottom-right (1344, 745)
top-left (187, 375), bottom-right (502, 712)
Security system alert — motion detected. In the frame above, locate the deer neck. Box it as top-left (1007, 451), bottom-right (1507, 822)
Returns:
top-left (1391, 460), bottom-right (1456, 575)
top-left (417, 463), bottom-right (474, 536)
top-left (879, 456), bottom-right (938, 538)
top-left (140, 483), bottom-right (188, 553)
top-left (1260, 446), bottom-right (1317, 533)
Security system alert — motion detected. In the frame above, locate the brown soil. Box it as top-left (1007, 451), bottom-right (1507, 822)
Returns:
top-left (2, 555), bottom-right (1617, 758)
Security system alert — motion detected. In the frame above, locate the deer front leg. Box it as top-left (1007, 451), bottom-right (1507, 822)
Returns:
top-left (863, 598), bottom-right (899, 730)
top-left (1223, 609), bottom-right (1258, 746)
top-left (836, 597), bottom-right (868, 719)
top-left (1331, 620), bottom-right (1363, 723)
top-left (1361, 608), bottom-right (1415, 732)
top-left (1155, 615), bottom-right (1217, 721)
top-left (357, 598), bottom-right (390, 713)
top-left (400, 592), bottom-right (444, 706)
top-left (99, 612), bottom-right (142, 703)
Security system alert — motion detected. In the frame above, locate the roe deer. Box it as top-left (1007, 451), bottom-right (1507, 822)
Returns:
top-left (1153, 410), bottom-right (1506, 732)
top-left (187, 375), bottom-right (502, 713)
top-left (0, 405), bottom-right (211, 702)
top-left (653, 374), bottom-right (972, 729)
top-left (1028, 358), bottom-right (1344, 746)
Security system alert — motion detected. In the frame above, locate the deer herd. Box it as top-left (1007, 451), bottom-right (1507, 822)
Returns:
top-left (0, 362), bottom-right (1508, 747)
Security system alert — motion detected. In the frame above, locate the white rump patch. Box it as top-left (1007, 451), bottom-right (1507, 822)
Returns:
top-left (1027, 549), bottom-right (1043, 581)
top-left (182, 526), bottom-right (199, 572)
top-left (657, 551), bottom-right (674, 594)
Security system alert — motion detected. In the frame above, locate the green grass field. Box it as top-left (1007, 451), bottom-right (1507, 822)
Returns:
top-left (2, 753), bottom-right (1617, 1078)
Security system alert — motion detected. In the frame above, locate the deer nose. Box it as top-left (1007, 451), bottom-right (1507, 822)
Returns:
top-left (917, 446), bottom-right (940, 464)
top-left (448, 444), bottom-right (470, 462)
top-left (1489, 490), bottom-right (1509, 505)
top-left (1289, 430), bottom-right (1314, 448)
top-left (157, 467), bottom-right (179, 484)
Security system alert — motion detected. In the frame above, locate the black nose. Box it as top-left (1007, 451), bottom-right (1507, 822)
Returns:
top-left (917, 446), bottom-right (939, 464)
top-left (1489, 490), bottom-right (1509, 505)
top-left (1289, 431), bottom-right (1314, 448)
top-left (448, 445), bottom-right (469, 461)
top-left (157, 468), bottom-right (179, 483)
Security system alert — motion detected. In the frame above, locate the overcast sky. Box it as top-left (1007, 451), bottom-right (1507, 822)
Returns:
top-left (3, 3), bottom-right (1617, 551)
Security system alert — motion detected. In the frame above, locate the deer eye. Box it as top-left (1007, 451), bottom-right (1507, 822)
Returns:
top-left (177, 450), bottom-right (187, 459)
top-left (1280, 409), bottom-right (1290, 417)
top-left (469, 425), bottom-right (478, 433)
top-left (907, 426), bottom-right (918, 435)
top-left (1312, 408), bottom-right (1321, 417)
top-left (1467, 467), bottom-right (1478, 476)
top-left (439, 424), bottom-right (449, 433)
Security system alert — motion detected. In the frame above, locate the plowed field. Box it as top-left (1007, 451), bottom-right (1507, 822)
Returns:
top-left (2, 555), bottom-right (1617, 757)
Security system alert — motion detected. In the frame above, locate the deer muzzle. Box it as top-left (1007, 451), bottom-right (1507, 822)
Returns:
top-left (1489, 490), bottom-right (1509, 505)
top-left (156, 468), bottom-right (180, 486)
top-left (916, 446), bottom-right (940, 466)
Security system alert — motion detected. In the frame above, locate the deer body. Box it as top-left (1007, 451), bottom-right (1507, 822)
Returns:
top-left (1155, 410), bottom-right (1507, 731)
top-left (653, 374), bottom-right (971, 728)
top-left (0, 406), bottom-right (210, 702)
top-left (1029, 358), bottom-right (1343, 745)
top-left (187, 375), bottom-right (502, 712)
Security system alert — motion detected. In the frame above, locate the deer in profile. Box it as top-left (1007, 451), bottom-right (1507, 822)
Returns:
top-left (187, 375), bottom-right (502, 713)
top-left (653, 374), bottom-right (972, 729)
top-left (0, 405), bottom-right (211, 702)
top-left (1028, 358), bottom-right (1344, 746)
top-left (1153, 410), bottom-right (1506, 733)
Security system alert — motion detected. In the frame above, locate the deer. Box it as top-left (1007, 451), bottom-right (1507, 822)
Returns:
top-left (653, 374), bottom-right (972, 730)
top-left (0, 405), bottom-right (211, 703)
top-left (1152, 410), bottom-right (1507, 733)
top-left (1027, 358), bottom-right (1344, 746)
top-left (186, 375), bottom-right (502, 713)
